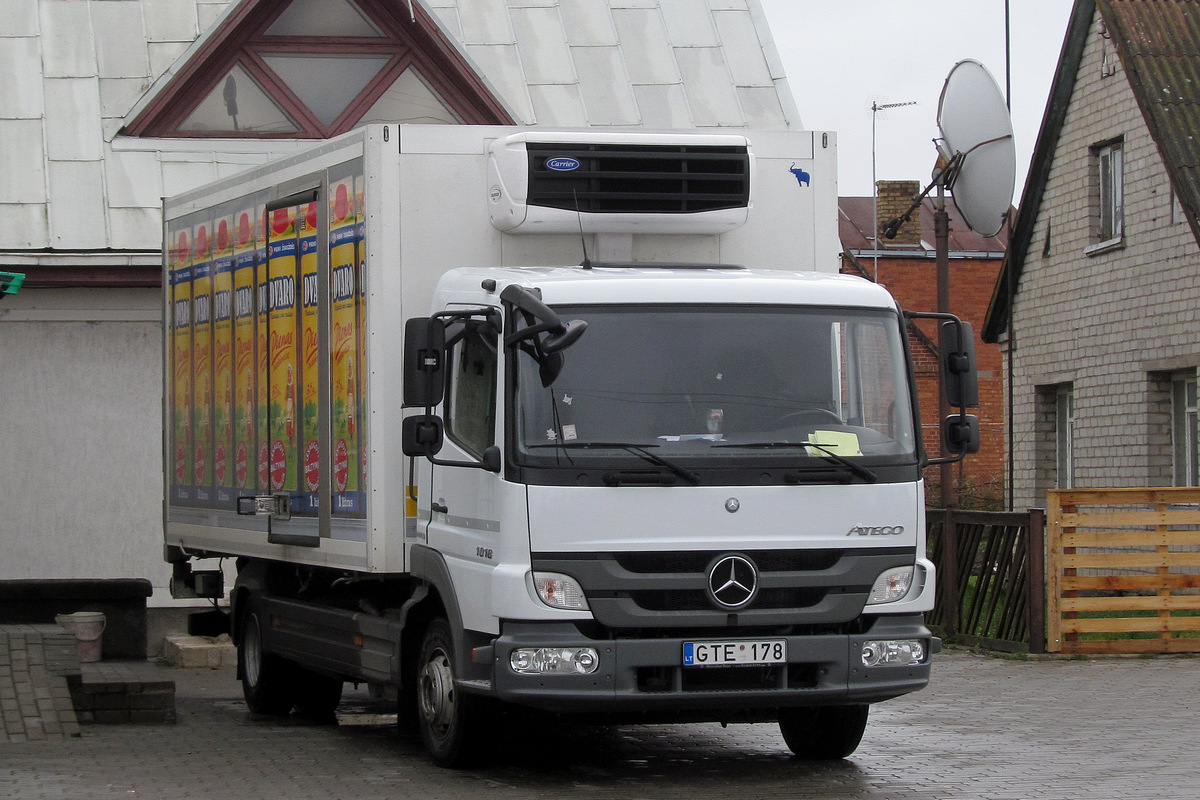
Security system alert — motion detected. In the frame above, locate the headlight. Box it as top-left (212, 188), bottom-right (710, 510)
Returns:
top-left (862, 639), bottom-right (926, 667)
top-left (510, 647), bottom-right (600, 675)
top-left (866, 566), bottom-right (914, 604)
top-left (533, 572), bottom-right (589, 610)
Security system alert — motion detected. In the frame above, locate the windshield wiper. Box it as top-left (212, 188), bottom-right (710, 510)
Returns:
top-left (528, 441), bottom-right (700, 485)
top-left (713, 441), bottom-right (877, 484)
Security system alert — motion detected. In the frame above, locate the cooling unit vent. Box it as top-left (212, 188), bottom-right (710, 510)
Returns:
top-left (488, 132), bottom-right (754, 234)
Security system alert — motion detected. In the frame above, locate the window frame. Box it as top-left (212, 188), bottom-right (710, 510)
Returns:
top-left (1055, 385), bottom-right (1075, 490)
top-left (1172, 371), bottom-right (1199, 487)
top-left (1086, 139), bottom-right (1124, 254)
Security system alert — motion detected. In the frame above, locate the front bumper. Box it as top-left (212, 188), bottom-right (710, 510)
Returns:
top-left (478, 614), bottom-right (937, 715)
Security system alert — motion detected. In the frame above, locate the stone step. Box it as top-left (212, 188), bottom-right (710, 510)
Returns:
top-left (161, 633), bottom-right (237, 669)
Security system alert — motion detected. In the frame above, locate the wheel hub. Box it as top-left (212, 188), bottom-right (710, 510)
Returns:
top-left (418, 649), bottom-right (455, 733)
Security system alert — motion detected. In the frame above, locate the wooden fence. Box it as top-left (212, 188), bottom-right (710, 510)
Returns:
top-left (1046, 488), bottom-right (1200, 655)
top-left (927, 509), bottom-right (1044, 653)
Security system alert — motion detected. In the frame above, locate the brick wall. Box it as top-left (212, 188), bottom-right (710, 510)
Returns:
top-left (1005, 7), bottom-right (1200, 510)
top-left (868, 254), bottom-right (1005, 507)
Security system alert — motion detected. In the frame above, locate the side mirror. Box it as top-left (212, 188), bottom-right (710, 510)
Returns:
top-left (943, 413), bottom-right (980, 455)
top-left (939, 320), bottom-right (979, 408)
top-left (402, 414), bottom-right (444, 457)
top-left (404, 317), bottom-right (446, 407)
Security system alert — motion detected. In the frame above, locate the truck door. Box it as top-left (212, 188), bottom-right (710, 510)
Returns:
top-left (424, 314), bottom-right (502, 625)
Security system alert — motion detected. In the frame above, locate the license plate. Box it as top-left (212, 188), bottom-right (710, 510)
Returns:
top-left (682, 639), bottom-right (787, 667)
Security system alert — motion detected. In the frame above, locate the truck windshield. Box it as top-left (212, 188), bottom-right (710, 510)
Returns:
top-left (513, 304), bottom-right (919, 484)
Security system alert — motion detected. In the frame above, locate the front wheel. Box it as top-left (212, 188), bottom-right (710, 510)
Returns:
top-left (778, 704), bottom-right (869, 760)
top-left (416, 618), bottom-right (489, 768)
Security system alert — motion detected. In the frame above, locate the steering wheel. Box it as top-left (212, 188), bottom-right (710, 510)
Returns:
top-left (772, 408), bottom-right (842, 428)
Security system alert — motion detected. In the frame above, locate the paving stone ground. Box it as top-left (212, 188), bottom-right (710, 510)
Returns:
top-left (2, 651), bottom-right (1198, 799)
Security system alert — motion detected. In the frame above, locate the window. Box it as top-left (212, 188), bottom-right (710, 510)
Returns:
top-left (1092, 141), bottom-right (1124, 247)
top-left (445, 321), bottom-right (497, 458)
top-left (1056, 385), bottom-right (1075, 489)
top-left (1172, 372), bottom-right (1199, 486)
top-left (126, 0), bottom-right (510, 138)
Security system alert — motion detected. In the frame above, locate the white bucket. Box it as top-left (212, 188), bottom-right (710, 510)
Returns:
top-left (55, 611), bottom-right (106, 663)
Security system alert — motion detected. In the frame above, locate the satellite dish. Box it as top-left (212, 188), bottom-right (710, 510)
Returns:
top-left (936, 59), bottom-right (1015, 237)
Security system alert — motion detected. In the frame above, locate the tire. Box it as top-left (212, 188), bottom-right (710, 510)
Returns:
top-left (778, 704), bottom-right (870, 760)
top-left (415, 618), bottom-right (488, 768)
top-left (238, 599), bottom-right (296, 716)
top-left (292, 666), bottom-right (344, 722)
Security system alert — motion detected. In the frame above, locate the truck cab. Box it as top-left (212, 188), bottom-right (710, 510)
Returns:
top-left (401, 264), bottom-right (949, 764)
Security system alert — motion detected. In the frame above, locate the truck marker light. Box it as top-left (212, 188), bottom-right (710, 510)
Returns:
top-left (866, 566), bottom-right (915, 604)
top-left (533, 573), bottom-right (589, 610)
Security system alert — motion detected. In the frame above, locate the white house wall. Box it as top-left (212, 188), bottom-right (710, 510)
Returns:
top-left (1007, 7), bottom-right (1200, 511)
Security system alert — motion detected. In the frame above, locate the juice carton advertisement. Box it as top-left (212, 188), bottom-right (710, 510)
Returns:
top-left (212, 214), bottom-right (235, 507)
top-left (232, 206), bottom-right (258, 497)
top-left (355, 174), bottom-right (369, 499)
top-left (299, 201), bottom-right (321, 515)
top-left (191, 220), bottom-right (215, 505)
top-left (267, 205), bottom-right (300, 506)
top-left (330, 176), bottom-right (361, 515)
top-left (255, 205), bottom-right (270, 492)
top-left (169, 225), bottom-right (193, 505)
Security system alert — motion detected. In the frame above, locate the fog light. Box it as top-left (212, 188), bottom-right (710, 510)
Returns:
top-left (862, 639), bottom-right (926, 667)
top-left (510, 647), bottom-right (600, 675)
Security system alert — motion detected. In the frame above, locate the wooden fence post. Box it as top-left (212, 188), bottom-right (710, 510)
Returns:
top-left (942, 506), bottom-right (958, 636)
top-left (1027, 508), bottom-right (1046, 654)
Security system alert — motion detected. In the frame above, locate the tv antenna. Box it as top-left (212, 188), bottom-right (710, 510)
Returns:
top-left (870, 99), bottom-right (918, 281)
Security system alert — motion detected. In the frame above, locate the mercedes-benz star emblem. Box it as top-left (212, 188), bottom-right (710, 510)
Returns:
top-left (706, 554), bottom-right (758, 610)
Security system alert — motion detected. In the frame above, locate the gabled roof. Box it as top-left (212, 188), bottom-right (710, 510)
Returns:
top-left (123, 0), bottom-right (799, 139)
top-left (984, 0), bottom-right (1200, 342)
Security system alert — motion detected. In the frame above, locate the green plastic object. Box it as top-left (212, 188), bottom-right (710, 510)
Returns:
top-left (0, 272), bottom-right (24, 296)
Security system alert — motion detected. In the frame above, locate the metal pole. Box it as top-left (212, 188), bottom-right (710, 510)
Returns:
top-left (936, 181), bottom-right (958, 634)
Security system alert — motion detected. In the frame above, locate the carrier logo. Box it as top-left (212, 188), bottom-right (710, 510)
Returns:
top-left (706, 554), bottom-right (758, 610)
top-left (846, 525), bottom-right (905, 537)
top-left (545, 157), bottom-right (581, 172)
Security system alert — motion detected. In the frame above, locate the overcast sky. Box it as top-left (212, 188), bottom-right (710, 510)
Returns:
top-left (757, 0), bottom-right (1076, 202)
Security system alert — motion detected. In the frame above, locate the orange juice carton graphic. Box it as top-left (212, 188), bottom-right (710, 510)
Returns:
top-left (169, 226), bottom-right (193, 504)
top-left (212, 214), bottom-right (235, 506)
top-left (191, 220), bottom-right (215, 505)
top-left (232, 206), bottom-right (257, 495)
top-left (355, 174), bottom-right (369, 497)
top-left (255, 205), bottom-right (270, 492)
top-left (267, 206), bottom-right (300, 507)
top-left (330, 177), bottom-right (361, 514)
top-left (299, 201), bottom-right (321, 514)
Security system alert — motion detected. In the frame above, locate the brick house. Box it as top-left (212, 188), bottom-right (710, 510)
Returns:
top-left (841, 181), bottom-right (1008, 508)
top-left (984, 0), bottom-right (1200, 510)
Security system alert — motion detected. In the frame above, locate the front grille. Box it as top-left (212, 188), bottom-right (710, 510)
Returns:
top-left (614, 550), bottom-right (842, 574)
top-left (525, 143), bottom-right (750, 214)
top-left (637, 663), bottom-right (820, 693)
top-left (628, 587), bottom-right (827, 612)
top-left (533, 547), bottom-right (915, 630)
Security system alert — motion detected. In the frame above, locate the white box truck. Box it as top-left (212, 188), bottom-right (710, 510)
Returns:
top-left (163, 124), bottom-right (978, 766)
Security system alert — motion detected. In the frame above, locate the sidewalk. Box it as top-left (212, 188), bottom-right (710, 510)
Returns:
top-left (0, 625), bottom-right (175, 742)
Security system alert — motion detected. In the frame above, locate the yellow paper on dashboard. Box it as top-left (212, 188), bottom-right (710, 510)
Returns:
top-left (807, 430), bottom-right (862, 457)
